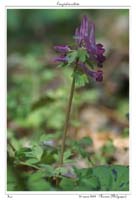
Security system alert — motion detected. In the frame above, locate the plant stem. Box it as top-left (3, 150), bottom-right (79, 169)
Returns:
top-left (59, 64), bottom-right (77, 166)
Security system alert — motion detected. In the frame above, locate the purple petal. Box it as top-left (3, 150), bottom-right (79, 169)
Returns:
top-left (54, 56), bottom-right (68, 62)
top-left (96, 43), bottom-right (105, 55)
top-left (74, 16), bottom-right (89, 45)
top-left (54, 45), bottom-right (70, 53)
top-left (89, 22), bottom-right (96, 46)
top-left (84, 16), bottom-right (88, 37)
top-left (80, 18), bottom-right (84, 37)
top-left (82, 16), bottom-right (86, 36)
top-left (78, 62), bottom-right (103, 82)
top-left (73, 16), bottom-right (106, 68)
top-left (74, 27), bottom-right (81, 44)
top-left (82, 16), bottom-right (88, 37)
top-left (97, 55), bottom-right (106, 62)
top-left (79, 25), bottom-right (83, 39)
top-left (95, 70), bottom-right (103, 81)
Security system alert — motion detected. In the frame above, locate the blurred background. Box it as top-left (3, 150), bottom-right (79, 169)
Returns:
top-left (7, 9), bottom-right (129, 169)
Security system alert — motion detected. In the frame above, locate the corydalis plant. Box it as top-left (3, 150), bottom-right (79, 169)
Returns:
top-left (54, 16), bottom-right (106, 166)
top-left (54, 15), bottom-right (105, 82)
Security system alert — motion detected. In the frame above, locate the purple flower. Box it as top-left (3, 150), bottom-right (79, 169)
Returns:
top-left (54, 45), bottom-right (70, 53)
top-left (53, 45), bottom-right (70, 63)
top-left (53, 15), bottom-right (105, 82)
top-left (75, 16), bottom-right (94, 47)
top-left (75, 16), bottom-right (105, 67)
top-left (94, 70), bottom-right (103, 81)
top-left (54, 55), bottom-right (68, 63)
top-left (78, 62), bottom-right (103, 82)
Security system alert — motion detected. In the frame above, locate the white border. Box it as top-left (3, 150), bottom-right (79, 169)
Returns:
top-left (0, 0), bottom-right (136, 199)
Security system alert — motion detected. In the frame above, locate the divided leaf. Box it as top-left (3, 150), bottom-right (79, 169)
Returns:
top-left (92, 165), bottom-right (129, 191)
top-left (59, 177), bottom-right (76, 191)
top-left (73, 71), bottom-right (89, 87)
top-left (77, 48), bottom-right (89, 63)
top-left (27, 170), bottom-right (51, 191)
top-left (74, 165), bottom-right (129, 191)
top-left (67, 51), bottom-right (78, 65)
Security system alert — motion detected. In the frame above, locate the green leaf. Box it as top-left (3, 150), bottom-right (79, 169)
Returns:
top-left (86, 57), bottom-right (95, 69)
top-left (38, 164), bottom-right (54, 177)
top-left (77, 48), bottom-right (89, 63)
top-left (74, 167), bottom-right (93, 179)
top-left (110, 165), bottom-right (129, 191)
top-left (74, 165), bottom-right (129, 191)
top-left (59, 177), bottom-right (76, 191)
top-left (92, 165), bottom-right (129, 191)
top-left (101, 140), bottom-right (116, 155)
top-left (71, 137), bottom-right (93, 158)
top-left (7, 165), bottom-right (18, 191)
top-left (32, 145), bottom-right (43, 161)
top-left (67, 51), bottom-right (78, 65)
top-left (25, 158), bottom-right (39, 164)
top-left (78, 137), bottom-right (93, 147)
top-left (27, 170), bottom-right (51, 191)
top-left (92, 165), bottom-right (112, 190)
top-left (74, 71), bottom-right (88, 87)
top-left (7, 163), bottom-right (25, 191)
top-left (57, 62), bottom-right (66, 68)
top-left (54, 167), bottom-right (68, 176)
top-left (16, 161), bottom-right (40, 169)
top-left (63, 149), bottom-right (72, 161)
top-left (15, 145), bottom-right (43, 164)
top-left (76, 176), bottom-right (100, 191)
top-left (15, 147), bottom-right (34, 161)
top-left (74, 167), bottom-right (100, 191)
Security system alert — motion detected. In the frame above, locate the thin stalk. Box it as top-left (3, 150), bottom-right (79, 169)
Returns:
top-left (59, 64), bottom-right (77, 166)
